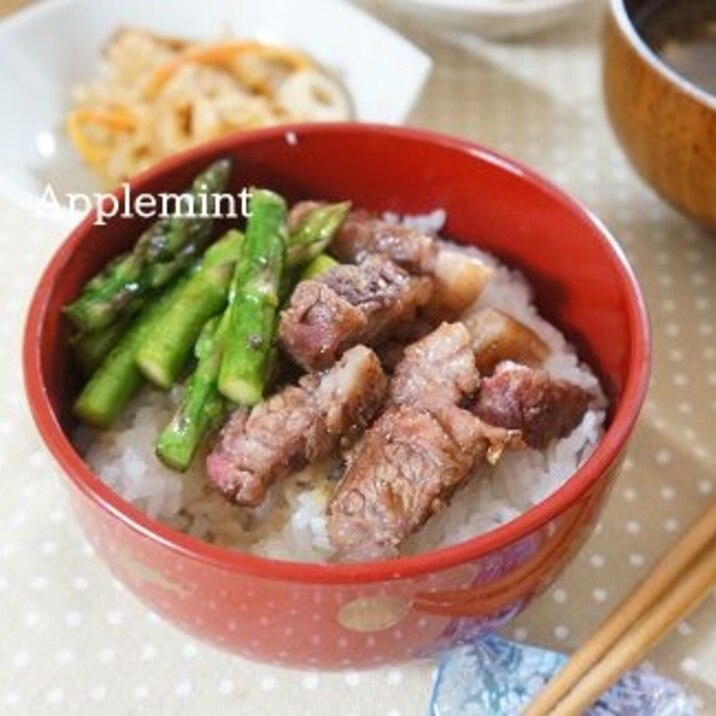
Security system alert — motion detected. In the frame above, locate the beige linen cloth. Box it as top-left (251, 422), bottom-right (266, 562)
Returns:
top-left (0, 1), bottom-right (715, 713)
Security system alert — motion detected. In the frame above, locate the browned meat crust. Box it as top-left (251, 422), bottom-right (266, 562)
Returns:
top-left (390, 321), bottom-right (480, 409)
top-left (278, 256), bottom-right (433, 372)
top-left (373, 316), bottom-right (435, 373)
top-left (330, 210), bottom-right (438, 274)
top-left (470, 362), bottom-right (592, 448)
top-left (332, 212), bottom-right (491, 325)
top-left (206, 346), bottom-right (387, 506)
top-left (327, 406), bottom-right (473, 560)
top-left (327, 323), bottom-right (522, 561)
top-left (464, 307), bottom-right (549, 375)
top-left (327, 405), bottom-right (520, 561)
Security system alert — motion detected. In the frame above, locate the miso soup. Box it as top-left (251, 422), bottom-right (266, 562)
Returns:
top-left (634, 0), bottom-right (716, 96)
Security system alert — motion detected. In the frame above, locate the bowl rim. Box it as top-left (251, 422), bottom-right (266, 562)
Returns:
top-left (608, 0), bottom-right (716, 111)
top-left (23, 122), bottom-right (651, 585)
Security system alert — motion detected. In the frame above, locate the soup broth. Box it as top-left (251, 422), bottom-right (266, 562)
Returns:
top-left (635, 0), bottom-right (716, 96)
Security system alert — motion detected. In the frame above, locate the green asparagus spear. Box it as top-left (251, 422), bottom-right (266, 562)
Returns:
top-left (70, 290), bottom-right (153, 375)
top-left (73, 278), bottom-right (188, 429)
top-left (287, 201), bottom-right (351, 268)
top-left (72, 227), bottom-right (239, 379)
top-left (155, 316), bottom-right (227, 471)
top-left (64, 159), bottom-right (231, 333)
top-left (155, 201), bottom-right (344, 468)
top-left (135, 230), bottom-right (244, 389)
top-left (300, 253), bottom-right (338, 280)
top-left (199, 229), bottom-right (245, 271)
top-left (278, 202), bottom-right (350, 299)
top-left (72, 318), bottom-right (131, 377)
top-left (218, 189), bottom-right (287, 405)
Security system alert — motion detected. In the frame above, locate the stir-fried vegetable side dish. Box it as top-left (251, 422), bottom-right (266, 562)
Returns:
top-left (68, 159), bottom-right (601, 561)
top-left (67, 28), bottom-right (353, 188)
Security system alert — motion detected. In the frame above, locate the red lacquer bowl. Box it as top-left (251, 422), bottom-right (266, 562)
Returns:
top-left (23, 124), bottom-right (650, 669)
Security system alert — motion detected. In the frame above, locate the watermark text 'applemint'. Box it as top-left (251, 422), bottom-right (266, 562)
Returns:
top-left (39, 183), bottom-right (253, 225)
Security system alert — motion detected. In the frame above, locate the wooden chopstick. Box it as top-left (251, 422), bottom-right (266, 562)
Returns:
top-left (524, 498), bottom-right (716, 716)
top-left (546, 538), bottom-right (716, 715)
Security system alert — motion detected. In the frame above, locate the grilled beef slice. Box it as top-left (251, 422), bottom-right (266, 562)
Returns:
top-left (206, 345), bottom-right (387, 507)
top-left (330, 210), bottom-right (438, 274)
top-left (470, 362), bottom-right (592, 448)
top-left (331, 212), bottom-right (491, 318)
top-left (278, 255), bottom-right (433, 371)
top-left (327, 323), bottom-right (521, 560)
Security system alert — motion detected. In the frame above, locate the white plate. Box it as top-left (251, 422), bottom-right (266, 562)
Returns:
top-left (0, 0), bottom-right (431, 222)
top-left (387, 0), bottom-right (594, 39)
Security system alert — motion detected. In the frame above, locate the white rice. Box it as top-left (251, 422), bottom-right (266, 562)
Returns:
top-left (77, 217), bottom-right (606, 563)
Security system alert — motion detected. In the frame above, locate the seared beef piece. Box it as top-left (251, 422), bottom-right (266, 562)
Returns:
top-left (327, 322), bottom-right (522, 561)
top-left (278, 256), bottom-right (433, 372)
top-left (331, 213), bottom-right (491, 317)
top-left (206, 346), bottom-right (387, 506)
top-left (374, 317), bottom-right (435, 373)
top-left (278, 281), bottom-right (365, 372)
top-left (374, 340), bottom-right (413, 375)
top-left (389, 322), bottom-right (480, 410)
top-left (464, 307), bottom-right (550, 375)
top-left (330, 210), bottom-right (438, 274)
top-left (327, 405), bottom-right (520, 561)
top-left (471, 362), bottom-right (592, 448)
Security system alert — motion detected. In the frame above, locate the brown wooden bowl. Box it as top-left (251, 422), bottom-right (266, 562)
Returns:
top-left (603, 0), bottom-right (716, 232)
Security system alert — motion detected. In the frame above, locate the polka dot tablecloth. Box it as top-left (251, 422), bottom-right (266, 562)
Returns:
top-left (2, 1), bottom-right (716, 713)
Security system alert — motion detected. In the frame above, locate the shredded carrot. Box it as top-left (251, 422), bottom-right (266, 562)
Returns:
top-left (70, 107), bottom-right (136, 131)
top-left (66, 107), bottom-right (136, 166)
top-left (145, 40), bottom-right (314, 97)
